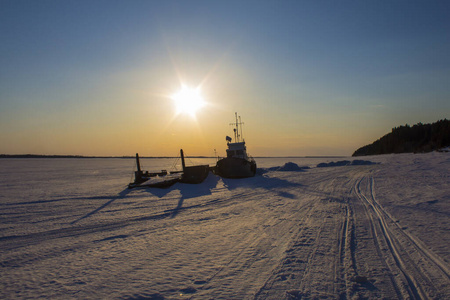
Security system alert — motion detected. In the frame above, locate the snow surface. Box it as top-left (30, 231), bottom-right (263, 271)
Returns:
top-left (1, 153), bottom-right (449, 299)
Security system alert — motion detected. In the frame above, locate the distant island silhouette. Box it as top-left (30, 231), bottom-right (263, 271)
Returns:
top-left (353, 119), bottom-right (450, 156)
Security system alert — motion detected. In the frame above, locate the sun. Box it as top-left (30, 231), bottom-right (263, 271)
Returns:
top-left (171, 85), bottom-right (206, 117)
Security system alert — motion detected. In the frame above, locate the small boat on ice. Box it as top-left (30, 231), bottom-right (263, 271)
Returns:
top-left (128, 150), bottom-right (210, 189)
top-left (214, 113), bottom-right (257, 178)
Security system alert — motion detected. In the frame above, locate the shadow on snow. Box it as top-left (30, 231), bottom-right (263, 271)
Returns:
top-left (65, 164), bottom-right (307, 224)
top-left (70, 188), bottom-right (133, 224)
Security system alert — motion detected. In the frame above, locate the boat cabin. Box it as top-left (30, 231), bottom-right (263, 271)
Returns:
top-left (226, 142), bottom-right (248, 159)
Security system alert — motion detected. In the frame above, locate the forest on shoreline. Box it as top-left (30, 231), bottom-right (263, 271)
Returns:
top-left (353, 119), bottom-right (450, 156)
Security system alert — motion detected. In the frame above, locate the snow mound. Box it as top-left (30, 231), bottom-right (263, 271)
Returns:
top-left (268, 162), bottom-right (310, 172)
top-left (317, 160), bottom-right (377, 168)
top-left (437, 146), bottom-right (450, 152)
top-left (351, 159), bottom-right (379, 166)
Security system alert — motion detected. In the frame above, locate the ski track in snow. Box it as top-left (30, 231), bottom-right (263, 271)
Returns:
top-left (1, 154), bottom-right (449, 299)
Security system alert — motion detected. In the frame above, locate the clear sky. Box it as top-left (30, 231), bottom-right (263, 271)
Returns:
top-left (1, 0), bottom-right (449, 156)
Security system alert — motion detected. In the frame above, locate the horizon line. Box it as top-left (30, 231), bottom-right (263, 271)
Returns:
top-left (0, 154), bottom-right (347, 159)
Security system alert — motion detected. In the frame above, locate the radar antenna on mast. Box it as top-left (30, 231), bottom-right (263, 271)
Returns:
top-left (229, 112), bottom-right (244, 143)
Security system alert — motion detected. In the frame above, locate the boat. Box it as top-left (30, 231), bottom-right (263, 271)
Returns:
top-left (179, 149), bottom-right (210, 184)
top-left (128, 150), bottom-right (210, 189)
top-left (214, 113), bottom-right (257, 178)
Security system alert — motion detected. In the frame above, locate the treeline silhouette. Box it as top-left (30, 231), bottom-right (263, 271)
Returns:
top-left (353, 119), bottom-right (450, 156)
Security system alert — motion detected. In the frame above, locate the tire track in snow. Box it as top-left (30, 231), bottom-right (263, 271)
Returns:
top-left (367, 176), bottom-right (450, 279)
top-left (356, 176), bottom-right (421, 298)
top-left (254, 173), bottom-right (355, 299)
top-left (355, 176), bottom-right (449, 299)
top-left (296, 212), bottom-right (343, 298)
top-left (253, 198), bottom-right (320, 299)
top-left (195, 191), bottom-right (316, 299)
top-left (353, 176), bottom-right (404, 298)
top-left (339, 202), bottom-right (355, 299)
top-left (295, 175), bottom-right (355, 299)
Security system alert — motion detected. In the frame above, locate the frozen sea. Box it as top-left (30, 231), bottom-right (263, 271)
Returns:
top-left (1, 153), bottom-right (449, 299)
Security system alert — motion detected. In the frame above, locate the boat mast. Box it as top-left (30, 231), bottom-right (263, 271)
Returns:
top-left (231, 112), bottom-right (244, 143)
top-left (239, 115), bottom-right (243, 142)
top-left (234, 112), bottom-right (238, 142)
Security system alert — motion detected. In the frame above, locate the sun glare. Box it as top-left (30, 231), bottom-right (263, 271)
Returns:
top-left (171, 85), bottom-right (205, 117)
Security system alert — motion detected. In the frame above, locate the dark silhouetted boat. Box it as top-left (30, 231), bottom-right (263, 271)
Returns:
top-left (214, 113), bottom-right (257, 178)
top-left (128, 150), bottom-right (210, 188)
top-left (179, 149), bottom-right (210, 184)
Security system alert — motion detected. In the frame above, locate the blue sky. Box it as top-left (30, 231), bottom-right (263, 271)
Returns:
top-left (1, 0), bottom-right (449, 156)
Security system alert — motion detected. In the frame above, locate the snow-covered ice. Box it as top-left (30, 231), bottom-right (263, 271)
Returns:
top-left (1, 153), bottom-right (449, 299)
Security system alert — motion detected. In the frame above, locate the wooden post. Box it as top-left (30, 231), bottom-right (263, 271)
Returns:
top-left (136, 153), bottom-right (141, 172)
top-left (180, 149), bottom-right (186, 172)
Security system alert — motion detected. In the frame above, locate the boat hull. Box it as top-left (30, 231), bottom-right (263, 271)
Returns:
top-left (215, 157), bottom-right (256, 178)
top-left (128, 174), bottom-right (181, 189)
top-left (180, 165), bottom-right (210, 184)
